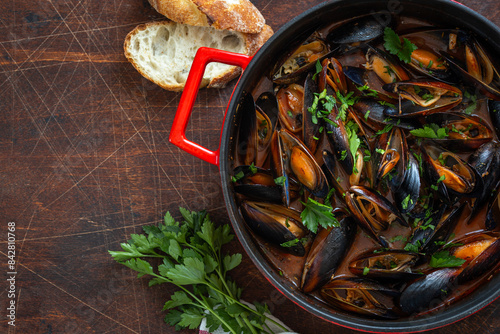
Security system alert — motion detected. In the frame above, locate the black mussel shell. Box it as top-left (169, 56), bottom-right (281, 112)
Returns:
top-left (448, 232), bottom-right (500, 284)
top-left (279, 129), bottom-right (329, 198)
top-left (349, 250), bottom-right (423, 281)
top-left (233, 166), bottom-right (282, 203)
top-left (320, 277), bottom-right (401, 319)
top-left (407, 203), bottom-right (465, 255)
top-left (393, 153), bottom-right (420, 214)
top-left (352, 98), bottom-right (419, 131)
top-left (301, 215), bottom-right (357, 292)
top-left (425, 112), bottom-right (493, 151)
top-left (421, 140), bottom-right (482, 202)
top-left (346, 185), bottom-right (407, 247)
top-left (326, 13), bottom-right (390, 47)
top-left (468, 141), bottom-right (500, 222)
top-left (383, 81), bottom-right (463, 118)
top-left (399, 268), bottom-right (461, 315)
top-left (240, 201), bottom-right (307, 256)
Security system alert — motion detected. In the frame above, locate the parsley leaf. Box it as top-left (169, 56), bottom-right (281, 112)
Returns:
top-left (429, 250), bottom-right (466, 268)
top-left (345, 121), bottom-right (361, 169)
top-left (274, 176), bottom-right (286, 186)
top-left (312, 59), bottom-right (322, 80)
top-left (383, 27), bottom-right (418, 63)
top-left (410, 123), bottom-right (448, 139)
top-left (300, 198), bottom-right (339, 233)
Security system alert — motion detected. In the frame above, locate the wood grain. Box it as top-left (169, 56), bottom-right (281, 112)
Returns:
top-left (0, 0), bottom-right (499, 333)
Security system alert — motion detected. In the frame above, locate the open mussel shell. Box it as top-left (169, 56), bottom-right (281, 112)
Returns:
top-left (272, 36), bottom-right (331, 85)
top-left (232, 166), bottom-right (282, 203)
top-left (352, 98), bottom-right (419, 131)
top-left (240, 201), bottom-right (307, 256)
top-left (277, 83), bottom-right (305, 135)
top-left (318, 56), bottom-right (348, 94)
top-left (441, 36), bottom-right (500, 100)
top-left (407, 203), bottom-right (465, 255)
top-left (326, 13), bottom-right (389, 48)
top-left (345, 185), bottom-right (407, 247)
top-left (320, 277), bottom-right (401, 319)
top-left (383, 80), bottom-right (463, 118)
top-left (301, 215), bottom-right (357, 292)
top-left (467, 141), bottom-right (500, 222)
top-left (400, 28), bottom-right (465, 84)
top-left (421, 140), bottom-right (482, 201)
top-left (399, 268), bottom-right (461, 315)
top-left (279, 129), bottom-right (329, 198)
top-left (425, 112), bottom-right (493, 150)
top-left (365, 46), bottom-right (410, 84)
top-left (373, 127), bottom-right (408, 189)
top-left (349, 250), bottom-right (423, 281)
top-left (448, 232), bottom-right (500, 284)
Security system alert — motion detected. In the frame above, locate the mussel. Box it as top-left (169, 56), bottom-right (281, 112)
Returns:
top-left (301, 214), bottom-right (357, 292)
top-left (383, 81), bottom-right (462, 117)
top-left (326, 13), bottom-right (389, 47)
top-left (233, 165), bottom-right (282, 203)
top-left (421, 140), bottom-right (481, 202)
top-left (349, 250), bottom-right (423, 281)
top-left (273, 36), bottom-right (330, 84)
top-left (449, 232), bottom-right (500, 284)
top-left (399, 268), bottom-right (461, 315)
top-left (320, 277), bottom-right (400, 319)
top-left (279, 129), bottom-right (329, 199)
top-left (373, 126), bottom-right (408, 189)
top-left (277, 84), bottom-right (305, 134)
top-left (443, 36), bottom-right (500, 100)
top-left (425, 112), bottom-right (493, 150)
top-left (240, 201), bottom-right (307, 256)
top-left (346, 185), bottom-right (407, 247)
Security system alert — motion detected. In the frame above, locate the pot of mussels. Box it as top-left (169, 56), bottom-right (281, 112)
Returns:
top-left (169, 0), bottom-right (500, 331)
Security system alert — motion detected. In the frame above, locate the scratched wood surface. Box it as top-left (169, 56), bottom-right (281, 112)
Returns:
top-left (0, 0), bottom-right (499, 333)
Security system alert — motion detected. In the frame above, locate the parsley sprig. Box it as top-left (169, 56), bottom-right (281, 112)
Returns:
top-left (383, 27), bottom-right (418, 64)
top-left (300, 197), bottom-right (339, 233)
top-left (109, 209), bottom-right (288, 334)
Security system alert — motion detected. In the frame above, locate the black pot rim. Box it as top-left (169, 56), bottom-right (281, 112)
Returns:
top-left (219, 0), bottom-right (500, 332)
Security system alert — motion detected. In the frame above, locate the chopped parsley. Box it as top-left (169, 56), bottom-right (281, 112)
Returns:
top-left (312, 59), bottom-right (322, 80)
top-left (429, 250), bottom-right (466, 268)
top-left (274, 176), bottom-right (286, 186)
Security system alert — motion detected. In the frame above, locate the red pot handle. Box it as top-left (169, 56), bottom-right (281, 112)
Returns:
top-left (169, 47), bottom-right (252, 166)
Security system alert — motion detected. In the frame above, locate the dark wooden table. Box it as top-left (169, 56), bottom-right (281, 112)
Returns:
top-left (1, 0), bottom-right (499, 333)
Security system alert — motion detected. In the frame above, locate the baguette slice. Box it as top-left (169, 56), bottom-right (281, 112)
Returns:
top-left (148, 0), bottom-right (265, 33)
top-left (124, 21), bottom-right (273, 91)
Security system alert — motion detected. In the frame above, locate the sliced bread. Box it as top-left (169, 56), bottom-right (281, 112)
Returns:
top-left (124, 21), bottom-right (273, 91)
top-left (147, 0), bottom-right (265, 34)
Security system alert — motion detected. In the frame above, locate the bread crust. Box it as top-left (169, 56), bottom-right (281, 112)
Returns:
top-left (193, 0), bottom-right (265, 34)
top-left (148, 0), bottom-right (265, 33)
top-left (147, 0), bottom-right (209, 27)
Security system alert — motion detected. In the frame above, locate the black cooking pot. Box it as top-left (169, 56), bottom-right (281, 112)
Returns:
top-left (169, 0), bottom-right (500, 332)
